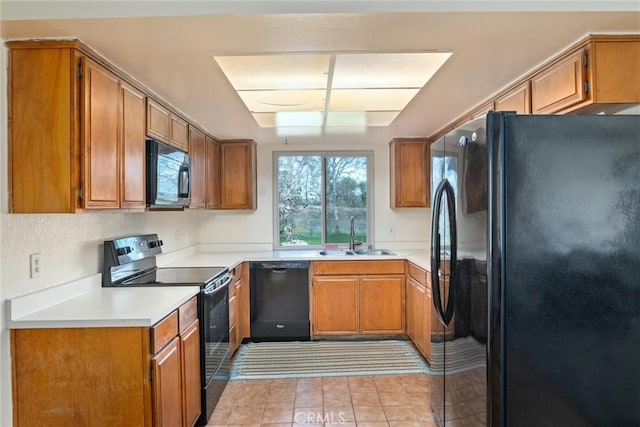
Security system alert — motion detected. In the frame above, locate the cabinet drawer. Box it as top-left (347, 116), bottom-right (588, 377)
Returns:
top-left (152, 311), bottom-right (179, 354)
top-left (408, 262), bottom-right (428, 288)
top-left (178, 296), bottom-right (198, 334)
top-left (312, 260), bottom-right (405, 275)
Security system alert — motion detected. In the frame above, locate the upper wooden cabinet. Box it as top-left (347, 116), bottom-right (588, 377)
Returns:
top-left (494, 81), bottom-right (531, 114)
top-left (81, 57), bottom-right (121, 209)
top-left (170, 116), bottom-right (189, 152)
top-left (531, 50), bottom-right (587, 114)
top-left (7, 41), bottom-right (146, 213)
top-left (205, 135), bottom-right (221, 209)
top-left (147, 99), bottom-right (171, 143)
top-left (188, 127), bottom-right (206, 209)
top-left (219, 139), bottom-right (257, 210)
top-left (120, 84), bottom-right (147, 209)
top-left (532, 36), bottom-right (640, 114)
top-left (146, 100), bottom-right (189, 151)
top-left (389, 138), bottom-right (430, 208)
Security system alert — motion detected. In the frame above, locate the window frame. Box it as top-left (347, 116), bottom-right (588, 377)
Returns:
top-left (273, 150), bottom-right (375, 250)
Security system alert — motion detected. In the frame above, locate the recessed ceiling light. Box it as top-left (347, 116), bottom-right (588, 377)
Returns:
top-left (213, 51), bottom-right (452, 132)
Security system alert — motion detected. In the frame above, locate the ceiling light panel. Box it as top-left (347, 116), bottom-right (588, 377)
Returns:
top-left (238, 90), bottom-right (326, 113)
top-left (329, 88), bottom-right (420, 111)
top-left (214, 54), bottom-right (330, 90)
top-left (332, 52), bottom-right (452, 89)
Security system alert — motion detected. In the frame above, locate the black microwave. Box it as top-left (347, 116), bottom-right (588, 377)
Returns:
top-left (146, 139), bottom-right (191, 209)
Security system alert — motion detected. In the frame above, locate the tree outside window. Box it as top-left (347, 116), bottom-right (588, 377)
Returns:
top-left (276, 152), bottom-right (372, 248)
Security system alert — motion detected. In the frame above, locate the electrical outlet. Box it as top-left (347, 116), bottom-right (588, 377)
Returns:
top-left (174, 230), bottom-right (180, 241)
top-left (30, 253), bottom-right (41, 278)
top-left (388, 225), bottom-right (395, 237)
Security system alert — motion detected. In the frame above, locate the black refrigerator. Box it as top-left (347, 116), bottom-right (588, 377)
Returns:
top-left (429, 111), bottom-right (640, 427)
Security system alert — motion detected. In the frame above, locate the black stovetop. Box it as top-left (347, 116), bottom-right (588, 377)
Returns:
top-left (122, 267), bottom-right (228, 287)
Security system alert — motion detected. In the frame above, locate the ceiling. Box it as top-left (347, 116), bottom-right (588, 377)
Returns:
top-left (2, 1), bottom-right (639, 144)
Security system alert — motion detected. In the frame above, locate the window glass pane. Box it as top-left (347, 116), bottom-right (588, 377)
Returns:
top-left (325, 156), bottom-right (368, 245)
top-left (278, 156), bottom-right (322, 246)
top-left (432, 154), bottom-right (458, 247)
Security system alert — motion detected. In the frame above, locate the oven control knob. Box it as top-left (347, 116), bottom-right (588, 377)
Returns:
top-left (116, 246), bottom-right (133, 256)
top-left (149, 240), bottom-right (164, 248)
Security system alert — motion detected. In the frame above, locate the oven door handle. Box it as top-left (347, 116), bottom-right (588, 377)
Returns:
top-left (203, 274), bottom-right (232, 295)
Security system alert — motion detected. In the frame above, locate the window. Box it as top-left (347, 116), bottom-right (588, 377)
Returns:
top-left (275, 151), bottom-right (373, 248)
top-left (431, 151), bottom-right (458, 247)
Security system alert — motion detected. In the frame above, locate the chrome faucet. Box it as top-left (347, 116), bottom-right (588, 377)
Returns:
top-left (349, 216), bottom-right (362, 250)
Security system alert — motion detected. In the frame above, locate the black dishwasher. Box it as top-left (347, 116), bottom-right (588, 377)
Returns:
top-left (250, 261), bottom-right (310, 341)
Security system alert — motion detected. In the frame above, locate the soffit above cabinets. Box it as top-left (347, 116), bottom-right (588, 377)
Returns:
top-left (213, 51), bottom-right (452, 134)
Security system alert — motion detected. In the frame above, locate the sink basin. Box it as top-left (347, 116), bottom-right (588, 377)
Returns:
top-left (318, 249), bottom-right (355, 256)
top-left (354, 249), bottom-right (396, 256)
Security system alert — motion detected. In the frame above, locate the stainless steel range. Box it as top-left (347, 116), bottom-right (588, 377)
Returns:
top-left (102, 234), bottom-right (231, 425)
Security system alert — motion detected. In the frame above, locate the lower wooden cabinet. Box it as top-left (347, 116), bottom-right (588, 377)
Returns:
top-left (312, 276), bottom-right (359, 335)
top-left (311, 261), bottom-right (405, 336)
top-left (406, 276), bottom-right (431, 361)
top-left (152, 336), bottom-right (183, 427)
top-left (10, 297), bottom-right (200, 427)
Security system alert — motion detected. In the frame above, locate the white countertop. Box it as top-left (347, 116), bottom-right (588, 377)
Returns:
top-left (6, 247), bottom-right (442, 330)
top-left (7, 278), bottom-right (199, 329)
top-left (160, 248), bottom-right (433, 272)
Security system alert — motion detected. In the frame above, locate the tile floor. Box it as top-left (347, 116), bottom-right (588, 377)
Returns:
top-left (207, 374), bottom-right (439, 426)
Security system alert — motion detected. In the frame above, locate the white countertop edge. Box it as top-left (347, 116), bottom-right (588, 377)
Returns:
top-left (7, 273), bottom-right (102, 320)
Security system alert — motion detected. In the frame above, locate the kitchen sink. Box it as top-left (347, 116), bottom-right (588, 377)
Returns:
top-left (318, 249), bottom-right (355, 256)
top-left (318, 249), bottom-right (396, 256)
top-left (353, 249), bottom-right (396, 256)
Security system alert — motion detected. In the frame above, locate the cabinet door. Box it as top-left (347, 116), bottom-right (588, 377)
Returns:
top-left (405, 278), bottom-right (416, 342)
top-left (390, 139), bottom-right (430, 208)
top-left (147, 99), bottom-right (170, 142)
top-left (82, 57), bottom-right (120, 209)
top-left (360, 275), bottom-right (405, 334)
top-left (312, 277), bottom-right (359, 335)
top-left (121, 84), bottom-right (146, 208)
top-left (152, 337), bottom-right (183, 427)
top-left (238, 263), bottom-right (251, 340)
top-left (531, 50), bottom-right (587, 114)
top-left (494, 82), bottom-right (531, 114)
top-left (205, 136), bottom-right (221, 209)
top-left (413, 280), bottom-right (426, 354)
top-left (170, 115), bottom-right (189, 151)
top-left (189, 127), bottom-right (206, 208)
top-left (220, 140), bottom-right (257, 210)
top-left (180, 321), bottom-right (201, 427)
top-left (422, 286), bottom-right (432, 362)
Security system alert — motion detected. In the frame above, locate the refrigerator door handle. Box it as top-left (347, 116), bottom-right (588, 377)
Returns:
top-left (430, 178), bottom-right (457, 326)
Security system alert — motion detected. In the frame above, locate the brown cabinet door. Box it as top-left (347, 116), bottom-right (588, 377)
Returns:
top-left (147, 99), bottom-right (170, 142)
top-left (205, 136), bottom-right (221, 209)
top-left (81, 57), bottom-right (120, 209)
top-left (360, 275), bottom-right (405, 334)
top-left (531, 50), bottom-right (587, 114)
top-left (189, 127), bottom-right (206, 208)
top-left (405, 278), bottom-right (416, 341)
top-left (312, 277), bottom-right (359, 335)
top-left (121, 84), bottom-right (146, 208)
top-left (422, 286), bottom-right (432, 362)
top-left (152, 337), bottom-right (183, 427)
top-left (170, 115), bottom-right (189, 151)
top-left (180, 320), bottom-right (201, 427)
top-left (9, 47), bottom-right (77, 213)
top-left (412, 279), bottom-right (426, 354)
top-left (238, 263), bottom-right (251, 340)
top-left (494, 82), bottom-right (531, 114)
top-left (220, 140), bottom-right (257, 210)
top-left (390, 139), bottom-right (430, 208)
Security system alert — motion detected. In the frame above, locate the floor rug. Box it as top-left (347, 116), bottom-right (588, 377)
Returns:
top-left (230, 340), bottom-right (430, 381)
